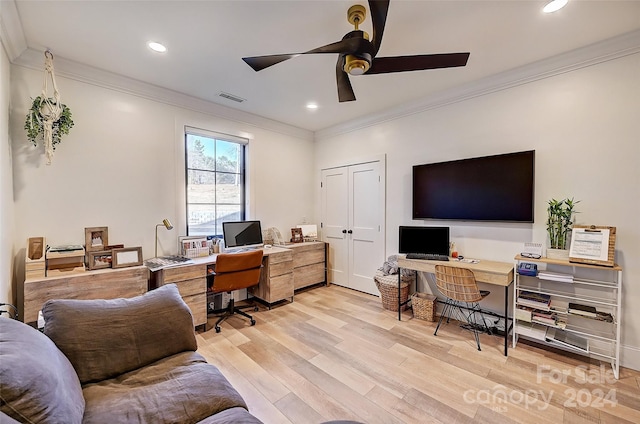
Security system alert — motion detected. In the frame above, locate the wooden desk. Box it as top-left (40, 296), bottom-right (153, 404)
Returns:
top-left (152, 244), bottom-right (327, 327)
top-left (398, 256), bottom-right (514, 356)
top-left (23, 265), bottom-right (149, 324)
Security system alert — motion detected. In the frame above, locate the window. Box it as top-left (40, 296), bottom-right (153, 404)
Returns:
top-left (185, 128), bottom-right (246, 237)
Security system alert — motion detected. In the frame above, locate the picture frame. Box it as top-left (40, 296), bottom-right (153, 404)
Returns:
top-left (290, 228), bottom-right (304, 243)
top-left (87, 250), bottom-right (113, 270)
top-left (85, 226), bottom-right (109, 252)
top-left (112, 246), bottom-right (143, 268)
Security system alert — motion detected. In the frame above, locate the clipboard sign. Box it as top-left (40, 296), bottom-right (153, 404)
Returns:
top-left (569, 225), bottom-right (616, 267)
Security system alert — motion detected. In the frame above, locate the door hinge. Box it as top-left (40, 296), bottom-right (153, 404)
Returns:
top-left (321, 222), bottom-right (323, 228)
top-left (320, 182), bottom-right (323, 188)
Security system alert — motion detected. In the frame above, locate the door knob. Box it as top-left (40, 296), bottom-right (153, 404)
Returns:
top-left (342, 229), bottom-right (347, 234)
top-left (347, 230), bottom-right (353, 234)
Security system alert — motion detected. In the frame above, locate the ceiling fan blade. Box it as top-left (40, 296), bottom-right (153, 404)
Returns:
top-left (243, 39), bottom-right (362, 72)
top-left (367, 53), bottom-right (470, 74)
top-left (242, 54), bottom-right (300, 72)
top-left (336, 58), bottom-right (356, 102)
top-left (369, 0), bottom-right (390, 56)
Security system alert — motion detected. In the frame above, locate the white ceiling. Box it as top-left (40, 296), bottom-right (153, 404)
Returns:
top-left (5, 0), bottom-right (640, 132)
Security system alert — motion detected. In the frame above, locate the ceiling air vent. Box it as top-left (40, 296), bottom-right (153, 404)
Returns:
top-left (218, 92), bottom-right (246, 103)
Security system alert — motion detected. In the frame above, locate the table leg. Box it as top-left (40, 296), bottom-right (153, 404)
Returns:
top-left (398, 270), bottom-right (402, 321)
top-left (504, 285), bottom-right (509, 356)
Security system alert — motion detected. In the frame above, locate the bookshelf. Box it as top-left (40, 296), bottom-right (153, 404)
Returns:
top-left (513, 255), bottom-right (622, 379)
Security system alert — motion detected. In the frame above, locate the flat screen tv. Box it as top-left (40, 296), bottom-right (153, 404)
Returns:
top-left (399, 226), bottom-right (450, 256)
top-left (412, 150), bottom-right (535, 222)
top-left (222, 220), bottom-right (263, 250)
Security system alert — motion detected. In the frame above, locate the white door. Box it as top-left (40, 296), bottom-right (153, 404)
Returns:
top-left (321, 160), bottom-right (385, 295)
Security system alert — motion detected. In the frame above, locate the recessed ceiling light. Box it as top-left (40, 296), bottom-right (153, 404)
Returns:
top-left (543, 0), bottom-right (568, 13)
top-left (306, 103), bottom-right (319, 110)
top-left (147, 41), bottom-right (167, 53)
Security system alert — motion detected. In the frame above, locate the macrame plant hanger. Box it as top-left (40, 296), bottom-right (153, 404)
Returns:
top-left (40, 50), bottom-right (62, 165)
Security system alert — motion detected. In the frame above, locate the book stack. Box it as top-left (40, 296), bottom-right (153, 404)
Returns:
top-left (517, 291), bottom-right (551, 311)
top-left (537, 271), bottom-right (574, 283)
top-left (568, 302), bottom-right (597, 318)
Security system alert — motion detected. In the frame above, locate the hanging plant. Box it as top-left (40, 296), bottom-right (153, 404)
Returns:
top-left (24, 96), bottom-right (74, 152)
top-left (24, 50), bottom-right (74, 165)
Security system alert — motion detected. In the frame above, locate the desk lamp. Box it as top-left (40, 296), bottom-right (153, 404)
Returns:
top-left (155, 218), bottom-right (173, 257)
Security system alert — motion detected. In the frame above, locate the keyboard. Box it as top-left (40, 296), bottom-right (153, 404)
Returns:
top-left (405, 253), bottom-right (449, 261)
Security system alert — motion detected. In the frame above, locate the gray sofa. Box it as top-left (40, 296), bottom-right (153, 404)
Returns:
top-left (0, 284), bottom-right (263, 423)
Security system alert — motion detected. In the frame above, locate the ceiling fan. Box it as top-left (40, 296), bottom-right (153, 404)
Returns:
top-left (242, 0), bottom-right (470, 103)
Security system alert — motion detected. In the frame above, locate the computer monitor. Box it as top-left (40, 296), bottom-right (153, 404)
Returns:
top-left (398, 226), bottom-right (450, 256)
top-left (222, 220), bottom-right (263, 251)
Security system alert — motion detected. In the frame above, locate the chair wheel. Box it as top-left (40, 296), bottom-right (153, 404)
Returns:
top-left (250, 319), bottom-right (256, 326)
top-left (254, 306), bottom-right (259, 312)
top-left (215, 326), bottom-right (221, 333)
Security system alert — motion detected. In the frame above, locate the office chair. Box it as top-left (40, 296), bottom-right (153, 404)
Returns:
top-left (210, 250), bottom-right (264, 333)
top-left (433, 265), bottom-right (491, 351)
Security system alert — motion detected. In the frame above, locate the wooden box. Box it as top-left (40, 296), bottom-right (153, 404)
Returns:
top-left (25, 237), bottom-right (46, 280)
top-left (46, 248), bottom-right (86, 275)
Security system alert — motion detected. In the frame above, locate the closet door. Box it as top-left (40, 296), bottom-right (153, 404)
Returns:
top-left (321, 167), bottom-right (349, 287)
top-left (321, 160), bottom-right (384, 295)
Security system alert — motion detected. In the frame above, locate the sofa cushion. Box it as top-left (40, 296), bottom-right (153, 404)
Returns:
top-left (81, 351), bottom-right (249, 424)
top-left (195, 407), bottom-right (264, 423)
top-left (43, 283), bottom-right (197, 384)
top-left (0, 317), bottom-right (85, 423)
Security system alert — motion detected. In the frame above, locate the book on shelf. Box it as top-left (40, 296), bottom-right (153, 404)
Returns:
top-left (594, 311), bottom-right (614, 323)
top-left (537, 271), bottom-right (574, 283)
top-left (546, 328), bottom-right (589, 353)
top-left (568, 302), bottom-right (597, 318)
top-left (532, 311), bottom-right (558, 326)
top-left (515, 306), bottom-right (534, 323)
top-left (517, 291), bottom-right (551, 310)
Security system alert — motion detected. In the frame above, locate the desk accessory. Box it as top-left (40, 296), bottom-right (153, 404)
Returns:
top-left (517, 262), bottom-right (538, 277)
top-left (155, 219), bottom-right (173, 257)
top-left (569, 225), bottom-right (616, 267)
top-left (521, 242), bottom-right (542, 259)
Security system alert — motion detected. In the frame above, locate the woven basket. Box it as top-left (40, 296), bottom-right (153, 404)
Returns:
top-left (374, 270), bottom-right (414, 312)
top-left (411, 292), bottom-right (437, 321)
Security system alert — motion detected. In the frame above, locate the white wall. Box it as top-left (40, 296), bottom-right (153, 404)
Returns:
top-left (8, 64), bottom-right (316, 312)
top-left (315, 53), bottom-right (640, 369)
top-left (1, 41), bottom-right (14, 307)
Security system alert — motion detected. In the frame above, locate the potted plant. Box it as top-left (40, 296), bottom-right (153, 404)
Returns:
top-left (546, 198), bottom-right (579, 259)
top-left (24, 96), bottom-right (74, 164)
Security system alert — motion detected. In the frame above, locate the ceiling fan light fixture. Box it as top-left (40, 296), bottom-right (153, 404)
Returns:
top-left (543, 0), bottom-right (568, 13)
top-left (344, 54), bottom-right (370, 76)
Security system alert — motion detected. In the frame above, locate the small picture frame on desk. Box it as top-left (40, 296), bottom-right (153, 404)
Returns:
top-left (87, 250), bottom-right (113, 270)
top-left (290, 228), bottom-right (304, 243)
top-left (85, 226), bottom-right (108, 252)
top-left (112, 247), bottom-right (143, 268)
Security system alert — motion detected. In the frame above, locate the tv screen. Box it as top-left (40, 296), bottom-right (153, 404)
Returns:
top-left (412, 150), bottom-right (535, 222)
top-left (399, 226), bottom-right (450, 256)
top-left (222, 220), bottom-right (263, 249)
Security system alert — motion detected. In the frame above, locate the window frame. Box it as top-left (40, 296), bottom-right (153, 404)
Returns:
top-left (184, 127), bottom-right (248, 237)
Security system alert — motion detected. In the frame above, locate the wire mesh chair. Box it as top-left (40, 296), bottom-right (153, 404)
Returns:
top-left (433, 265), bottom-right (491, 351)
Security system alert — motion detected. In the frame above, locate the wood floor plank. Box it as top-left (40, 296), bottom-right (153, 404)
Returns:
top-left (195, 285), bottom-right (639, 424)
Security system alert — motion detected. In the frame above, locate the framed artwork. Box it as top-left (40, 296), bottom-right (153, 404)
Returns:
top-left (290, 228), bottom-right (304, 243)
top-left (87, 250), bottom-right (113, 270)
top-left (85, 227), bottom-right (108, 252)
top-left (112, 247), bottom-right (143, 268)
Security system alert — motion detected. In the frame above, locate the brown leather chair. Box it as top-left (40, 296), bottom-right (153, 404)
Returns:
top-left (433, 264), bottom-right (491, 350)
top-left (210, 250), bottom-right (264, 333)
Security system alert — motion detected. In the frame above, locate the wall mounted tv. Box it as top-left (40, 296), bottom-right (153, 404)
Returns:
top-left (412, 150), bottom-right (535, 222)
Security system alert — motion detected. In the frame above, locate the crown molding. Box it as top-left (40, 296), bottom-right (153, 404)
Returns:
top-left (12, 48), bottom-right (314, 141)
top-left (0, 0), bottom-right (27, 61)
top-left (315, 29), bottom-right (640, 141)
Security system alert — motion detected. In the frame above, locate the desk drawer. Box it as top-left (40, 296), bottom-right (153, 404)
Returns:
top-left (293, 248), bottom-right (325, 268)
top-left (182, 293), bottom-right (206, 327)
top-left (172, 277), bottom-right (205, 298)
top-left (160, 264), bottom-right (206, 284)
top-left (294, 263), bottom-right (325, 289)
top-left (269, 260), bottom-right (293, 277)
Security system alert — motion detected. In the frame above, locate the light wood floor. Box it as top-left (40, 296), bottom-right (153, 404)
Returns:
top-left (196, 285), bottom-right (640, 424)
